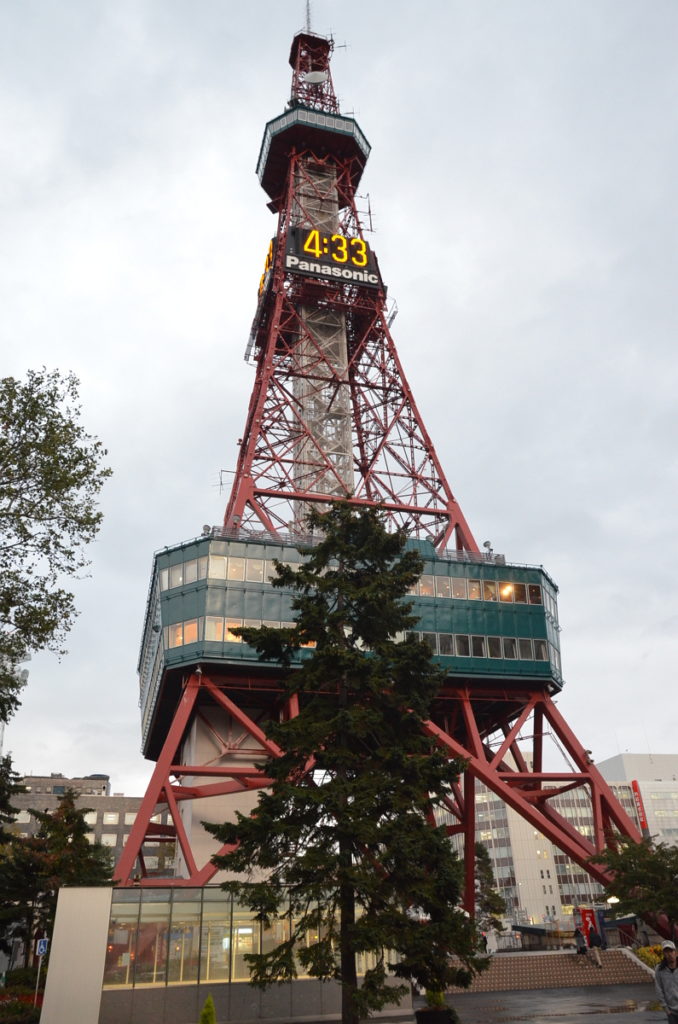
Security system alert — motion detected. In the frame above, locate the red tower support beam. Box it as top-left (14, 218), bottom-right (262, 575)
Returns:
top-left (117, 675), bottom-right (642, 901)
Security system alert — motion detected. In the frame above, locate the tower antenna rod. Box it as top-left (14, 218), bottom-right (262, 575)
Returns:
top-left (305, 0), bottom-right (312, 32)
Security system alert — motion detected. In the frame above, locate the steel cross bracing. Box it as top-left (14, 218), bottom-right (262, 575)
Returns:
top-left (224, 147), bottom-right (476, 552)
top-left (115, 672), bottom-right (642, 902)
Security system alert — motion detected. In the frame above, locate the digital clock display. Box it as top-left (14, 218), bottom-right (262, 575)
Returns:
top-left (285, 227), bottom-right (380, 288)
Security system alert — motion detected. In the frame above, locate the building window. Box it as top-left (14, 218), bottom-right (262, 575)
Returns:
top-left (419, 575), bottom-right (435, 597)
top-left (124, 812), bottom-right (137, 826)
top-left (101, 834), bottom-right (118, 847)
top-left (103, 812), bottom-right (119, 825)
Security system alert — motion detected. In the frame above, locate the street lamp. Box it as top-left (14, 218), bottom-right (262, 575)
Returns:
top-left (606, 895), bottom-right (619, 918)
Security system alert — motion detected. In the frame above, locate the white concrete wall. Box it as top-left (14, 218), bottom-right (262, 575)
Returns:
top-left (176, 707), bottom-right (266, 879)
top-left (41, 886), bottom-right (112, 1024)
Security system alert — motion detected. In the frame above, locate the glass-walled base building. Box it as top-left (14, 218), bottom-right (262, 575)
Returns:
top-left (41, 886), bottom-right (413, 1024)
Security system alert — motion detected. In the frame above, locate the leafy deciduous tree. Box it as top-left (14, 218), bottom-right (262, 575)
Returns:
top-left (0, 369), bottom-right (111, 720)
top-left (592, 836), bottom-right (678, 934)
top-left (205, 503), bottom-right (485, 1024)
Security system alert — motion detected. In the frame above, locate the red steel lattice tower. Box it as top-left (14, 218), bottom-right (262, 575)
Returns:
top-left (117, 28), bottom-right (651, 930)
top-left (224, 31), bottom-right (476, 553)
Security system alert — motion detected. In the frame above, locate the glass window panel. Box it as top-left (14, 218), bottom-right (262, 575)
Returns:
top-left (513, 583), bottom-right (527, 603)
top-left (455, 635), bottom-right (470, 657)
top-left (101, 834), bottom-right (117, 846)
top-left (471, 636), bottom-right (486, 657)
top-left (245, 559), bottom-right (264, 583)
top-left (468, 580), bottom-right (481, 600)
top-left (227, 557), bottom-right (245, 581)
top-left (168, 623), bottom-right (183, 648)
top-left (422, 632), bottom-right (437, 653)
top-left (225, 619), bottom-right (243, 643)
top-left (518, 638), bottom-right (533, 660)
top-left (134, 901), bottom-right (170, 985)
top-left (167, 899), bottom-right (202, 984)
top-left (83, 811), bottom-right (97, 825)
top-left (183, 619), bottom-right (198, 645)
top-left (243, 618), bottom-right (260, 629)
top-left (208, 556), bottom-right (227, 579)
top-left (435, 577), bottom-right (452, 599)
top-left (488, 637), bottom-right (502, 658)
top-left (103, 812), bottom-right (119, 825)
top-left (418, 575), bottom-right (434, 597)
top-left (184, 559), bottom-right (198, 584)
top-left (124, 812), bottom-right (137, 826)
top-left (263, 560), bottom-right (274, 582)
top-left (262, 915), bottom-right (290, 958)
top-left (438, 633), bottom-right (454, 655)
top-left (169, 565), bottom-right (183, 589)
top-left (262, 620), bottom-right (280, 628)
top-left (198, 557), bottom-right (208, 579)
top-left (407, 583), bottom-right (418, 595)
top-left (534, 639), bottom-right (548, 660)
top-left (405, 631), bottom-right (420, 642)
top-left (205, 616), bottom-right (224, 642)
top-left (503, 638), bottom-right (517, 659)
top-left (103, 901), bottom-right (139, 987)
top-left (159, 568), bottom-right (169, 591)
top-left (499, 582), bottom-right (514, 603)
top-left (451, 578), bottom-right (467, 599)
top-left (482, 581), bottom-right (498, 602)
top-left (528, 584), bottom-right (543, 605)
top-left (232, 906), bottom-right (259, 982)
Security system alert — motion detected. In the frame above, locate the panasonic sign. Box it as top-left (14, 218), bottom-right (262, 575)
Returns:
top-left (285, 254), bottom-right (381, 288)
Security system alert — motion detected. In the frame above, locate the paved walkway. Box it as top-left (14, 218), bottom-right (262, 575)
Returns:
top-left (413, 983), bottom-right (663, 1024)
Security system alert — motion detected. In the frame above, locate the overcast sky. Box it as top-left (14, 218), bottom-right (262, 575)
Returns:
top-left (2, 0), bottom-right (677, 796)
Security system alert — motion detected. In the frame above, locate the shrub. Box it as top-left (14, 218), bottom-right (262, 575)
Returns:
top-left (199, 994), bottom-right (216, 1024)
top-left (636, 944), bottom-right (662, 969)
top-left (0, 996), bottom-right (41, 1023)
top-left (4, 971), bottom-right (39, 992)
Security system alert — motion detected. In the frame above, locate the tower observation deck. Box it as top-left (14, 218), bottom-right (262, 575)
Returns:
top-left (116, 28), bottom-right (642, 905)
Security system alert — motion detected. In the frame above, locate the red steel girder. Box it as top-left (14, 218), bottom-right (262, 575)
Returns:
top-left (427, 683), bottom-right (643, 902)
top-left (118, 674), bottom-right (642, 901)
top-left (224, 144), bottom-right (477, 552)
top-left (115, 672), bottom-right (290, 888)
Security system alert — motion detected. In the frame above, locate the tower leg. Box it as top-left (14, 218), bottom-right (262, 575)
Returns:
top-left (425, 685), bottom-right (642, 909)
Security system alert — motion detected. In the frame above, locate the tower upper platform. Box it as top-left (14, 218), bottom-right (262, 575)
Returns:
top-left (257, 30), bottom-right (370, 207)
top-left (138, 533), bottom-right (562, 760)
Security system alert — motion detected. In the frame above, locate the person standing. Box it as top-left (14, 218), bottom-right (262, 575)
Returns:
top-left (655, 940), bottom-right (678, 1024)
top-left (588, 928), bottom-right (603, 968)
top-left (574, 928), bottom-right (588, 964)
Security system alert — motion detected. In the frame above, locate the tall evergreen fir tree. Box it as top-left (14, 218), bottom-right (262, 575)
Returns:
top-left (0, 788), bottom-right (113, 965)
top-left (0, 755), bottom-right (24, 846)
top-left (205, 503), bottom-right (486, 1024)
